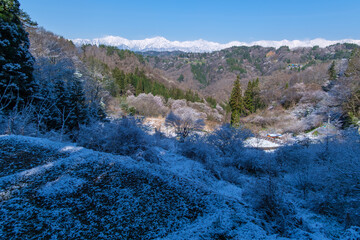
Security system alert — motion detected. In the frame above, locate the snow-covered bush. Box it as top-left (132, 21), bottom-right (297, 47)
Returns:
top-left (178, 135), bottom-right (222, 178)
top-left (207, 124), bottom-right (252, 156)
top-left (277, 130), bottom-right (360, 227)
top-left (77, 117), bottom-right (152, 156)
top-left (127, 93), bottom-right (169, 117)
top-left (234, 149), bottom-right (277, 175)
top-left (1, 106), bottom-right (37, 136)
top-left (305, 132), bottom-right (360, 225)
top-left (341, 226), bottom-right (360, 240)
top-left (134, 146), bottom-right (160, 164)
top-left (243, 178), bottom-right (299, 236)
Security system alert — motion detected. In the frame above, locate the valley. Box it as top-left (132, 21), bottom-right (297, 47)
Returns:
top-left (1, 0), bottom-right (360, 239)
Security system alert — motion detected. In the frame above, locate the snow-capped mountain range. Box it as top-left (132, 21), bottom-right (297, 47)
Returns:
top-left (72, 36), bottom-right (360, 53)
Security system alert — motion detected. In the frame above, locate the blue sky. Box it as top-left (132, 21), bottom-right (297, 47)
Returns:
top-left (20, 0), bottom-right (360, 42)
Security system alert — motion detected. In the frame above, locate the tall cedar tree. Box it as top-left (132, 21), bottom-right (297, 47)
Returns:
top-left (0, 0), bottom-right (38, 110)
top-left (112, 68), bottom-right (126, 95)
top-left (229, 75), bottom-right (245, 126)
top-left (328, 61), bottom-right (337, 80)
top-left (49, 77), bottom-right (88, 131)
top-left (243, 80), bottom-right (254, 114)
top-left (243, 78), bottom-right (263, 115)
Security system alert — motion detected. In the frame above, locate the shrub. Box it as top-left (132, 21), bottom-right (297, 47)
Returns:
top-left (207, 124), bottom-right (252, 156)
top-left (178, 135), bottom-right (222, 179)
top-left (243, 178), bottom-right (298, 235)
top-left (165, 109), bottom-right (205, 140)
top-left (280, 89), bottom-right (302, 109)
top-left (0, 106), bottom-right (37, 136)
top-left (77, 117), bottom-right (151, 156)
top-left (127, 93), bottom-right (169, 117)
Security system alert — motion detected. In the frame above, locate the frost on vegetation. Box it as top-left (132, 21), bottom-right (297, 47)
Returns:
top-left (127, 93), bottom-right (169, 117)
top-left (0, 136), bottom-right (214, 239)
top-left (0, 119), bottom-right (359, 239)
top-left (341, 226), bottom-right (360, 240)
top-left (124, 94), bottom-right (224, 122)
top-left (77, 117), bottom-right (154, 158)
top-left (38, 175), bottom-right (86, 197)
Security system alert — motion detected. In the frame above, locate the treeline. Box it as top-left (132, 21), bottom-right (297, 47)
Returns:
top-left (82, 45), bottom-right (209, 104)
top-left (344, 47), bottom-right (360, 127)
top-left (110, 68), bottom-right (203, 103)
top-left (0, 1), bottom-right (105, 138)
top-left (99, 45), bottom-right (145, 63)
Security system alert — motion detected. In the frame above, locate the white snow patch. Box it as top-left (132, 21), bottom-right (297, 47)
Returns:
top-left (38, 175), bottom-right (86, 197)
top-left (59, 145), bottom-right (83, 153)
top-left (244, 137), bottom-right (280, 148)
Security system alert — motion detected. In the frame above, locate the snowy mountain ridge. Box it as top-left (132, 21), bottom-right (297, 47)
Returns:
top-left (72, 36), bottom-right (360, 52)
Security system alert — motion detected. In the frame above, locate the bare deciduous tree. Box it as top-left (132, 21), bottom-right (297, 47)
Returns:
top-left (165, 111), bottom-right (205, 140)
top-left (56, 105), bottom-right (75, 141)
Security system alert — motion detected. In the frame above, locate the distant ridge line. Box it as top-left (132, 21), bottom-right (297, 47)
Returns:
top-left (72, 36), bottom-right (360, 53)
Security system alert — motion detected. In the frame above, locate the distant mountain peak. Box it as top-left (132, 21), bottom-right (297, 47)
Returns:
top-left (72, 36), bottom-right (360, 53)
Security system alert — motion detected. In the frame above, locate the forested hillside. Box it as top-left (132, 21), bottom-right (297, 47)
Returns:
top-left (142, 43), bottom-right (356, 101)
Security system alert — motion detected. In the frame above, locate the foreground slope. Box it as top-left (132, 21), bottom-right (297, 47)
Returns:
top-left (0, 135), bottom-right (250, 239)
top-left (0, 135), bottom-right (356, 239)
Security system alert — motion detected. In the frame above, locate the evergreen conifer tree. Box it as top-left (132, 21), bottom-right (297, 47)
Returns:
top-left (229, 75), bottom-right (244, 126)
top-left (68, 78), bottom-right (88, 129)
top-left (328, 61), bottom-right (337, 80)
top-left (243, 78), bottom-right (263, 115)
top-left (244, 80), bottom-right (254, 114)
top-left (0, 0), bottom-right (38, 110)
top-left (135, 78), bottom-right (143, 95)
top-left (112, 68), bottom-right (126, 95)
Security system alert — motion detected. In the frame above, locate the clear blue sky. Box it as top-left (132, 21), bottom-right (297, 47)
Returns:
top-left (20, 0), bottom-right (360, 42)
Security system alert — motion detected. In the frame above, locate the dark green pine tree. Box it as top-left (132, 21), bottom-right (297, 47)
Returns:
top-left (243, 78), bottom-right (263, 115)
top-left (67, 79), bottom-right (88, 130)
top-left (229, 75), bottom-right (245, 126)
top-left (51, 79), bottom-right (67, 129)
top-left (328, 61), bottom-right (337, 80)
top-left (112, 67), bottom-right (125, 95)
top-left (135, 78), bottom-right (143, 95)
top-left (0, 0), bottom-right (38, 110)
top-left (243, 80), bottom-right (254, 114)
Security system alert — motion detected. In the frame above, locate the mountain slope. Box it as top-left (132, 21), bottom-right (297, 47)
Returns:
top-left (143, 43), bottom-right (357, 102)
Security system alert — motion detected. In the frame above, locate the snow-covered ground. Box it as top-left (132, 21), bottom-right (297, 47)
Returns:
top-left (0, 135), bottom-right (356, 239)
top-left (244, 137), bottom-right (281, 149)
